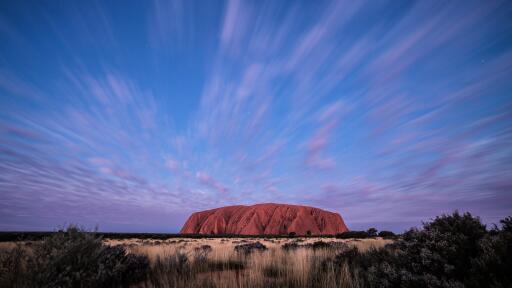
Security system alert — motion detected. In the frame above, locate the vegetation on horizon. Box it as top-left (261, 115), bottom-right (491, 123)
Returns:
top-left (0, 229), bottom-right (395, 242)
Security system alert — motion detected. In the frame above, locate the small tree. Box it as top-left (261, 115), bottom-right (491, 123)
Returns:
top-left (288, 232), bottom-right (296, 238)
top-left (306, 230), bottom-right (312, 237)
top-left (367, 227), bottom-right (377, 237)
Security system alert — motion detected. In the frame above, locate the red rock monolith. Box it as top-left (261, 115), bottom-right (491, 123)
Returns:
top-left (180, 203), bottom-right (348, 235)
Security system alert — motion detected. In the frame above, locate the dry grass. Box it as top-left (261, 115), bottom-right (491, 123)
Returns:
top-left (102, 237), bottom-right (392, 288)
top-left (0, 237), bottom-right (391, 287)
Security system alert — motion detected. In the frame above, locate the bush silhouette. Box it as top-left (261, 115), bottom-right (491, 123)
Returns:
top-left (0, 245), bottom-right (30, 287)
top-left (27, 225), bottom-right (148, 288)
top-left (367, 228), bottom-right (377, 237)
top-left (377, 230), bottom-right (395, 238)
top-left (328, 211), bottom-right (512, 288)
top-left (335, 230), bottom-right (370, 239)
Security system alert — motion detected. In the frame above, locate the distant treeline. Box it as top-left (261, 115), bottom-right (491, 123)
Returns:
top-left (0, 229), bottom-right (396, 242)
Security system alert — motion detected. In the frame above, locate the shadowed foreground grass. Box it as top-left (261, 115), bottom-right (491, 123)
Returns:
top-left (1, 212), bottom-right (511, 288)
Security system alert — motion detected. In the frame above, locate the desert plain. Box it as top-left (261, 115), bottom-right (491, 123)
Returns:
top-left (0, 236), bottom-right (391, 288)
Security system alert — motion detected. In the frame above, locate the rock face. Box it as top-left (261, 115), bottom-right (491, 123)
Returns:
top-left (180, 203), bottom-right (348, 235)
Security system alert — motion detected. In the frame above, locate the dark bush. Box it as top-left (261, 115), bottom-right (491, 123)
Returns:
top-left (281, 242), bottom-right (300, 251)
top-left (396, 211), bottom-right (487, 283)
top-left (377, 230), bottom-right (396, 238)
top-left (193, 245), bottom-right (212, 264)
top-left (194, 244), bottom-right (212, 252)
top-left (335, 230), bottom-right (370, 239)
top-left (328, 211), bottom-right (512, 288)
top-left (468, 216), bottom-right (512, 287)
top-left (282, 240), bottom-right (347, 251)
top-left (28, 225), bottom-right (149, 288)
top-left (234, 241), bottom-right (267, 254)
top-left (232, 239), bottom-right (249, 244)
top-left (500, 216), bottom-right (512, 232)
top-left (317, 246), bottom-right (396, 287)
top-left (304, 241), bottom-right (333, 249)
top-left (95, 245), bottom-right (149, 286)
top-left (263, 264), bottom-right (281, 278)
top-left (0, 245), bottom-right (31, 288)
top-left (367, 228), bottom-right (378, 237)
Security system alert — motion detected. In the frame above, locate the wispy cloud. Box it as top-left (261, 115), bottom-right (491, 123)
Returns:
top-left (0, 0), bottom-right (511, 232)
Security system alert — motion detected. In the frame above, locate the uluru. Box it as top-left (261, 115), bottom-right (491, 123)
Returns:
top-left (180, 203), bottom-right (348, 235)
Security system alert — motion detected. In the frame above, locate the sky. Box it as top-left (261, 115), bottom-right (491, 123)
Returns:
top-left (0, 0), bottom-right (511, 233)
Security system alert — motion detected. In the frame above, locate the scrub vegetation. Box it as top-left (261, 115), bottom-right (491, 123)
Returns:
top-left (0, 212), bottom-right (511, 288)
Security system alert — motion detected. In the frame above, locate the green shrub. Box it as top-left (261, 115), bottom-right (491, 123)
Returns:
top-left (95, 245), bottom-right (149, 286)
top-left (25, 225), bottom-right (148, 288)
top-left (328, 211), bottom-right (512, 288)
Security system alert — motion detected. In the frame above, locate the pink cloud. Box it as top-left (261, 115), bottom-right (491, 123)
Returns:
top-left (196, 171), bottom-right (229, 194)
top-left (304, 100), bottom-right (345, 169)
top-left (165, 158), bottom-right (179, 171)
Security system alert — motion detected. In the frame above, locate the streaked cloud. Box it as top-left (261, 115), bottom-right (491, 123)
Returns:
top-left (0, 0), bottom-right (511, 232)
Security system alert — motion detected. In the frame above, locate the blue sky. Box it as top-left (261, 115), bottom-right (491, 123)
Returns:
top-left (1, 0), bottom-right (511, 233)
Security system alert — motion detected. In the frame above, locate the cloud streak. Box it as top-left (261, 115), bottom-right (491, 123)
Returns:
top-left (0, 0), bottom-right (511, 232)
